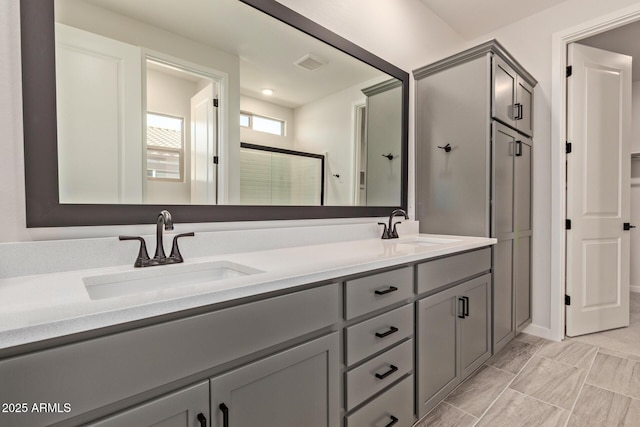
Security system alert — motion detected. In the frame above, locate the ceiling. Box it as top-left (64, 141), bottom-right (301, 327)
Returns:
top-left (67, 0), bottom-right (386, 108)
top-left (418, 0), bottom-right (640, 82)
top-left (420, 0), bottom-right (570, 40)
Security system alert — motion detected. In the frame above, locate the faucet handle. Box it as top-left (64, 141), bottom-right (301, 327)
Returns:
top-left (378, 222), bottom-right (391, 239)
top-left (169, 232), bottom-right (195, 263)
top-left (390, 221), bottom-right (402, 238)
top-left (119, 236), bottom-right (150, 268)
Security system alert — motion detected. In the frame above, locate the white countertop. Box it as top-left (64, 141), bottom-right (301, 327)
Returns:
top-left (0, 233), bottom-right (495, 351)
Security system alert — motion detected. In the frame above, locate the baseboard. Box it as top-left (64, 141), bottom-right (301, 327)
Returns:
top-left (631, 286), bottom-right (640, 293)
top-left (522, 323), bottom-right (560, 342)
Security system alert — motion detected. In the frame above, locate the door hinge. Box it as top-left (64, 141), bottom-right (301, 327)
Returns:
top-left (566, 142), bottom-right (572, 154)
top-left (213, 98), bottom-right (219, 108)
top-left (566, 66), bottom-right (573, 77)
top-left (213, 156), bottom-right (219, 164)
top-left (566, 219), bottom-right (572, 230)
top-left (565, 295), bottom-right (571, 305)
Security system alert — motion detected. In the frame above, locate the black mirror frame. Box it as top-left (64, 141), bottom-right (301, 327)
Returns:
top-left (20, 0), bottom-right (409, 227)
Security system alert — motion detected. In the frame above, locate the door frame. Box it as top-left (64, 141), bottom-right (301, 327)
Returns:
top-left (142, 48), bottom-right (228, 203)
top-left (551, 3), bottom-right (640, 341)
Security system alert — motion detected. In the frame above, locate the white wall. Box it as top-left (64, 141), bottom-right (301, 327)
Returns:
top-left (464, 0), bottom-right (640, 339)
top-left (1, 0), bottom-right (465, 242)
top-left (294, 81), bottom-right (369, 205)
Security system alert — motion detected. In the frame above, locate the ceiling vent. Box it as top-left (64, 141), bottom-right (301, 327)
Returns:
top-left (294, 54), bottom-right (326, 71)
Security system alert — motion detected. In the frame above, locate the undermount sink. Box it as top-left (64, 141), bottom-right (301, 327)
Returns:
top-left (397, 236), bottom-right (461, 247)
top-left (84, 261), bottom-right (264, 300)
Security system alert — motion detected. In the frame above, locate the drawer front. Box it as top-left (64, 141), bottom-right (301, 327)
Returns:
top-left (346, 339), bottom-right (413, 410)
top-left (346, 375), bottom-right (414, 427)
top-left (345, 267), bottom-right (413, 319)
top-left (346, 304), bottom-right (413, 366)
top-left (0, 284), bottom-right (339, 427)
top-left (417, 248), bottom-right (491, 294)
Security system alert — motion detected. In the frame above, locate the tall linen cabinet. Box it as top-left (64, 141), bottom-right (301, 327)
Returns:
top-left (413, 40), bottom-right (536, 353)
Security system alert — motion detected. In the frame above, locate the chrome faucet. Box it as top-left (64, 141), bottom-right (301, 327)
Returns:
top-left (119, 210), bottom-right (194, 267)
top-left (379, 209), bottom-right (409, 239)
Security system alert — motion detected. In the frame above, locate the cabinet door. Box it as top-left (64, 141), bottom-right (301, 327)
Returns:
top-left (416, 286), bottom-right (460, 418)
top-left (87, 381), bottom-right (209, 427)
top-left (493, 56), bottom-right (517, 128)
top-left (516, 79), bottom-right (534, 136)
top-left (493, 123), bottom-right (516, 238)
top-left (493, 240), bottom-right (514, 351)
top-left (515, 236), bottom-right (532, 331)
top-left (515, 139), bottom-right (532, 232)
top-left (458, 274), bottom-right (492, 378)
top-left (210, 333), bottom-right (339, 427)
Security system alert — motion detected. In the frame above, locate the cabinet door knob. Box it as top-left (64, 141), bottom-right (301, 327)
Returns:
top-left (375, 326), bottom-right (399, 338)
top-left (515, 140), bottom-right (523, 157)
top-left (197, 413), bottom-right (207, 427)
top-left (514, 103), bottom-right (523, 120)
top-left (458, 297), bottom-right (466, 319)
top-left (219, 403), bottom-right (229, 427)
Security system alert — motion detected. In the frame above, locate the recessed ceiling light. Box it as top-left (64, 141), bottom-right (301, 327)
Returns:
top-left (261, 88), bottom-right (274, 96)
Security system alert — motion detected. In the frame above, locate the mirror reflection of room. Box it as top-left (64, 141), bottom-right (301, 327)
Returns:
top-left (54, 0), bottom-right (402, 207)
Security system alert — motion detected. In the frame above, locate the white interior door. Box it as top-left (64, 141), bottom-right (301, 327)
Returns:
top-left (566, 43), bottom-right (632, 337)
top-left (190, 83), bottom-right (218, 204)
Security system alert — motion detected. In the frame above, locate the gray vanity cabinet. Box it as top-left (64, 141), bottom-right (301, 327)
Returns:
top-left (209, 333), bottom-right (340, 427)
top-left (414, 39), bottom-right (536, 356)
top-left (86, 381), bottom-right (209, 427)
top-left (416, 273), bottom-right (492, 418)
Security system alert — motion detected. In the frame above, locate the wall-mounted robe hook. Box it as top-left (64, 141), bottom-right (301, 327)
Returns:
top-left (437, 143), bottom-right (452, 153)
top-left (382, 153), bottom-right (395, 160)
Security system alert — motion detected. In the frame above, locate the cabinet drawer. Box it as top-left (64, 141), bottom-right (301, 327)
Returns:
top-left (345, 267), bottom-right (413, 319)
top-left (417, 248), bottom-right (490, 294)
top-left (0, 284), bottom-right (339, 426)
top-left (346, 339), bottom-right (413, 410)
top-left (346, 304), bottom-right (412, 366)
top-left (346, 375), bottom-right (414, 427)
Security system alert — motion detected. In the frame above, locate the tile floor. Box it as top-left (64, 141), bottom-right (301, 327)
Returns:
top-left (415, 295), bottom-right (640, 426)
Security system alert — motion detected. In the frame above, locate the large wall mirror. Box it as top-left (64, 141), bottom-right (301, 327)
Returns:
top-left (21, 0), bottom-right (408, 227)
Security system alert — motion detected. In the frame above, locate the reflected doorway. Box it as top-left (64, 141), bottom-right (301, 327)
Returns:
top-left (145, 59), bottom-right (219, 205)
